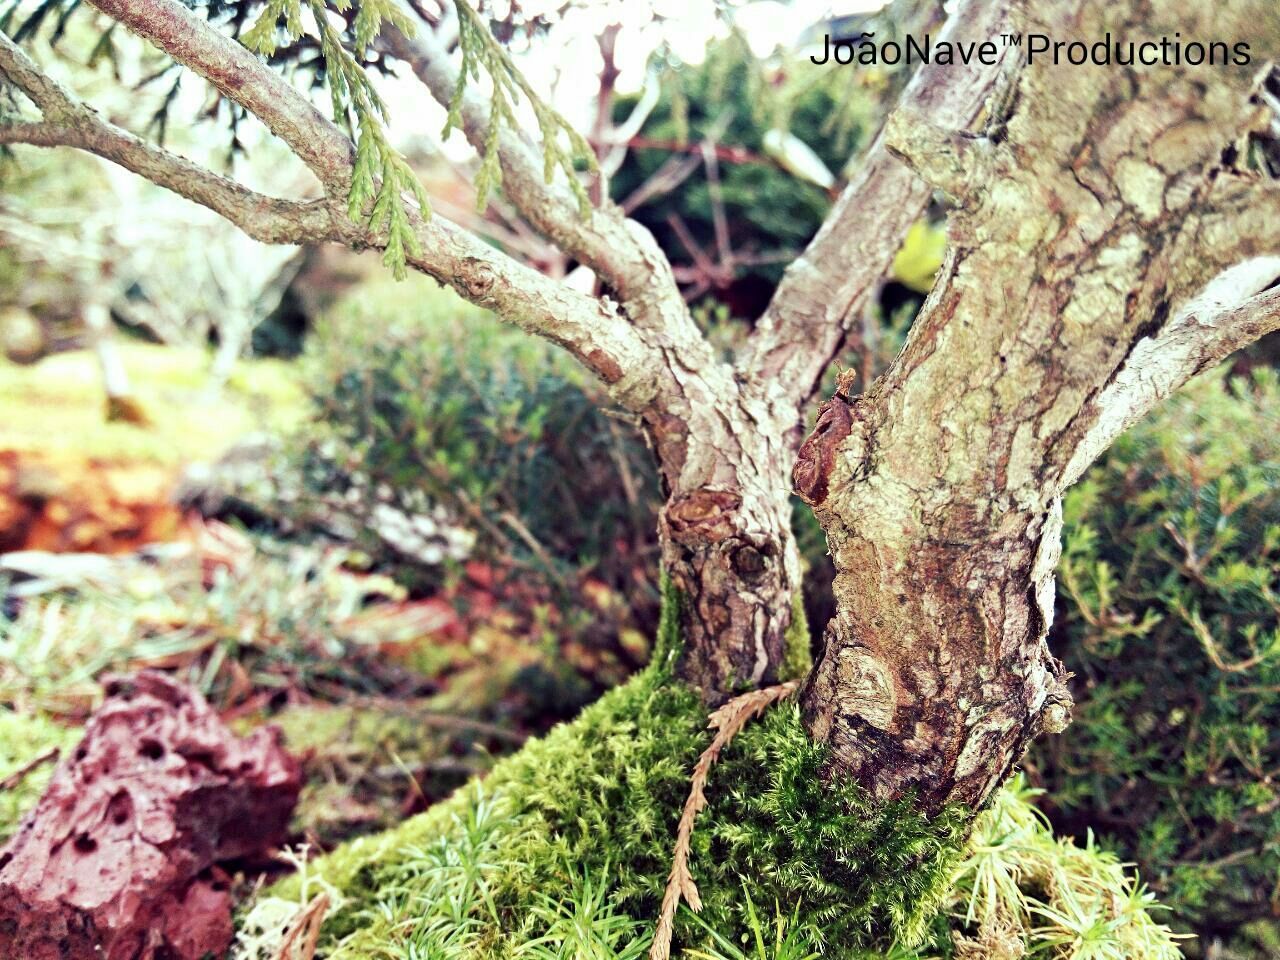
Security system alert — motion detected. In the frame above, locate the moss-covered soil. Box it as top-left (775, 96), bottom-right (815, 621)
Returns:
top-left (242, 598), bottom-right (1183, 960)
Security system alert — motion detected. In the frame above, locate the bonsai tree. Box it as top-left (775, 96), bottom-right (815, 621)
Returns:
top-left (3, 0), bottom-right (1279, 954)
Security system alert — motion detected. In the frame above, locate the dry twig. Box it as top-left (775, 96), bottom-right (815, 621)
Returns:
top-left (271, 892), bottom-right (330, 960)
top-left (649, 680), bottom-right (799, 960)
top-left (0, 748), bottom-right (60, 792)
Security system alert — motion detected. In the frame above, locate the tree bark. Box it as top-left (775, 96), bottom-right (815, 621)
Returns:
top-left (10, 0), bottom-right (1280, 827)
top-left (796, 0), bottom-right (1280, 813)
top-left (647, 367), bottom-right (802, 701)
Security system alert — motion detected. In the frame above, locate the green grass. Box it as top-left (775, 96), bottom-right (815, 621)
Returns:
top-left (0, 343), bottom-right (305, 465)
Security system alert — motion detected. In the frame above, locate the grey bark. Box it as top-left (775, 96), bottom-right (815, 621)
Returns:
top-left (796, 0), bottom-right (1280, 812)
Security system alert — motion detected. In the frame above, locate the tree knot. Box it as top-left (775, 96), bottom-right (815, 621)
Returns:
top-left (664, 487), bottom-right (743, 544)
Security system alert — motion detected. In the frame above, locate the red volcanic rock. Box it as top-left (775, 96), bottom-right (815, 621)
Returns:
top-left (0, 671), bottom-right (302, 960)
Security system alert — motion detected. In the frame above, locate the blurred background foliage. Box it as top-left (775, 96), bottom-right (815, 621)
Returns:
top-left (610, 28), bottom-right (935, 322)
top-left (2, 8), bottom-right (1280, 957)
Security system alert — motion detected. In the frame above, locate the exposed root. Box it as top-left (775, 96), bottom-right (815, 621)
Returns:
top-left (649, 680), bottom-right (799, 960)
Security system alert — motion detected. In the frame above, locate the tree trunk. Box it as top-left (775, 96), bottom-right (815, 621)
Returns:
top-left (794, 383), bottom-right (1071, 813)
top-left (795, 0), bottom-right (1280, 814)
top-left (645, 381), bottom-right (802, 702)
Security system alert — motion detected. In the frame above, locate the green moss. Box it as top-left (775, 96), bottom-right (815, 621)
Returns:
top-left (650, 569), bottom-right (685, 671)
top-left (247, 662), bottom-right (1182, 958)
top-left (242, 561), bottom-right (1183, 960)
top-left (780, 588), bottom-right (812, 681)
top-left (259, 636), bottom-right (969, 959)
top-left (0, 709), bottom-right (80, 843)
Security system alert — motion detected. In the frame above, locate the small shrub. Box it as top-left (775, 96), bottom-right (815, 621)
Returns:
top-left (285, 277), bottom-right (660, 612)
top-left (1033, 368), bottom-right (1280, 938)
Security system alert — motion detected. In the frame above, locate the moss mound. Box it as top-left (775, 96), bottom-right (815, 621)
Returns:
top-left (252, 584), bottom-right (967, 958)
top-left (243, 592), bottom-right (1181, 959)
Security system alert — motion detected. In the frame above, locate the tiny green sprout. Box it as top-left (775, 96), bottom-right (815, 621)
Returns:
top-left (241, 0), bottom-right (428, 279)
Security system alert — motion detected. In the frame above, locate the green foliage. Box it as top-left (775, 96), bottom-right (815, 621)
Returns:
top-left (939, 778), bottom-right (1182, 960)
top-left (286, 278), bottom-right (659, 600)
top-left (520, 864), bottom-right (653, 960)
top-left (256, 649), bottom-right (972, 959)
top-left (1035, 368), bottom-right (1280, 934)
top-left (0, 708), bottom-right (79, 842)
top-left (682, 887), bottom-right (820, 960)
top-left (610, 32), bottom-right (883, 301)
top-left (241, 0), bottom-right (428, 278)
top-left (245, 631), bottom-right (1180, 960)
top-left (448, 0), bottom-right (597, 216)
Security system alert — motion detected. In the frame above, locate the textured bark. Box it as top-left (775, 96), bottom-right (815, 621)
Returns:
top-left (10, 0), bottom-right (1280, 814)
top-left (0, 671), bottom-right (302, 960)
top-left (655, 407), bottom-right (800, 700)
top-left (741, 0), bottom-right (1008, 415)
top-left (798, 0), bottom-right (1280, 812)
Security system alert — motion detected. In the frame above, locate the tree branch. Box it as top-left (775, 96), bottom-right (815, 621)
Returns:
top-left (378, 15), bottom-right (698, 344)
top-left (741, 0), bottom-right (1009, 417)
top-left (0, 33), bottom-right (332, 244)
top-left (2, 0), bottom-right (659, 404)
top-left (355, 210), bottom-right (661, 412)
top-left (85, 0), bottom-right (354, 194)
top-left (1061, 258), bottom-right (1280, 488)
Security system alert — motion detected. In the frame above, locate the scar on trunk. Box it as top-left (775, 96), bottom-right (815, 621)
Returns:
top-left (793, 395), bottom-right (855, 507)
top-left (665, 487), bottom-right (743, 543)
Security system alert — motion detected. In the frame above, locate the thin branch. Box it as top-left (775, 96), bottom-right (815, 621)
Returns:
top-left (0, 33), bottom-right (332, 244)
top-left (589, 21), bottom-right (620, 203)
top-left (85, 0), bottom-right (354, 194)
top-left (599, 69), bottom-right (660, 179)
top-left (379, 15), bottom-right (698, 343)
top-left (620, 111), bottom-right (734, 216)
top-left (650, 681), bottom-right (799, 960)
top-left (378, 211), bottom-right (660, 409)
top-left (666, 212), bottom-right (719, 285)
top-left (0, 747), bottom-right (60, 791)
top-left (620, 149), bottom-right (701, 215)
top-left (5, 0), bottom-right (655, 404)
top-left (741, 0), bottom-right (1009, 417)
top-left (701, 136), bottom-right (733, 275)
top-left (1061, 260), bottom-right (1280, 489)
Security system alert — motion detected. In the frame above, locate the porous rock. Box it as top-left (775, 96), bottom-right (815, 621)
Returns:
top-left (0, 670), bottom-right (302, 960)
